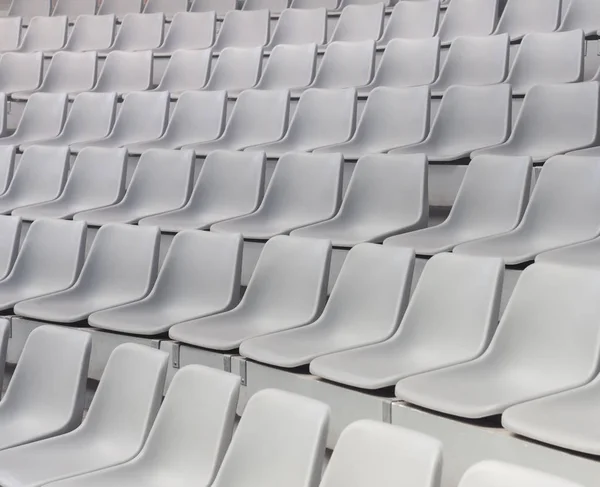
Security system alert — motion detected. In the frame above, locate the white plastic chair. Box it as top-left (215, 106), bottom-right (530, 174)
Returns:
top-left (0, 53), bottom-right (42, 96)
top-left (140, 150), bottom-right (266, 232)
top-left (266, 8), bottom-right (326, 49)
top-left (41, 366), bottom-right (241, 487)
top-left (319, 421), bottom-right (442, 487)
top-left (62, 14), bottom-right (116, 52)
top-left (392, 84), bottom-right (511, 162)
top-left (536, 236), bottom-right (600, 267)
top-left (386, 155), bottom-right (532, 255)
top-left (0, 17), bottom-right (22, 52)
top-left (358, 38), bottom-right (439, 95)
top-left (0, 326), bottom-right (91, 451)
top-left (97, 0), bottom-right (143, 21)
top-left (0, 320), bottom-right (8, 393)
top-left (255, 43), bottom-right (317, 91)
top-left (0, 147), bottom-right (16, 196)
top-left (558, 0), bottom-right (600, 36)
top-left (506, 30), bottom-right (584, 96)
top-left (129, 91), bottom-right (226, 154)
top-left (14, 148), bottom-right (126, 221)
top-left (212, 9), bottom-right (270, 53)
top-left (430, 34), bottom-right (509, 96)
top-left (52, 0), bottom-right (96, 22)
top-left (15, 224), bottom-right (161, 323)
top-left (377, 0), bottom-right (439, 47)
top-left (10, 15), bottom-right (67, 53)
top-left (143, 0), bottom-right (188, 20)
top-left (311, 253), bottom-right (503, 390)
top-left (89, 51), bottom-right (154, 95)
top-left (0, 216), bottom-right (21, 281)
top-left (248, 88), bottom-right (356, 157)
top-left (244, 0), bottom-right (288, 12)
top-left (182, 89), bottom-right (290, 156)
top-left (316, 87), bottom-right (430, 158)
top-left (293, 154), bottom-right (428, 246)
top-left (101, 13), bottom-right (164, 54)
top-left (291, 0), bottom-right (338, 8)
top-left (336, 0), bottom-right (389, 7)
top-left (89, 231), bottom-right (243, 335)
top-left (473, 82), bottom-right (600, 163)
top-left (458, 461), bottom-right (584, 487)
top-left (202, 47), bottom-right (263, 96)
top-left (0, 344), bottom-right (168, 487)
top-left (240, 245), bottom-right (415, 367)
top-left (329, 3), bottom-right (384, 43)
top-left (7, 0), bottom-right (51, 25)
top-left (70, 91), bottom-right (169, 151)
top-left (190, 0), bottom-right (237, 16)
top-left (74, 149), bottom-right (193, 226)
top-left (169, 236), bottom-right (331, 350)
top-left (211, 389), bottom-right (329, 487)
top-left (494, 0), bottom-right (561, 41)
top-left (212, 152), bottom-right (343, 239)
top-left (154, 12), bottom-right (216, 56)
top-left (154, 49), bottom-right (213, 94)
top-left (438, 0), bottom-right (499, 46)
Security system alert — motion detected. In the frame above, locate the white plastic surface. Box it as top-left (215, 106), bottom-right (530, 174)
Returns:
top-left (377, 0), bottom-right (439, 46)
top-left (7, 0), bottom-right (51, 24)
top-left (255, 43), bottom-right (317, 91)
top-left (0, 216), bottom-right (21, 281)
top-left (97, 0), bottom-right (143, 20)
top-left (212, 9), bottom-right (270, 52)
top-left (202, 46), bottom-right (263, 96)
top-left (154, 12), bottom-right (215, 55)
top-left (63, 15), bottom-right (116, 52)
top-left (89, 50), bottom-right (154, 95)
top-left (102, 13), bottom-right (164, 53)
top-left (438, 0), bottom-right (498, 46)
top-left (154, 49), bottom-right (213, 94)
top-left (52, 0), bottom-right (96, 22)
top-left (494, 0), bottom-right (561, 41)
top-left (190, 0), bottom-right (237, 16)
top-left (13, 16), bottom-right (67, 53)
top-left (458, 461), bottom-right (584, 487)
top-left (266, 8), bottom-right (326, 49)
top-left (0, 53), bottom-right (43, 95)
top-left (329, 3), bottom-right (384, 43)
top-left (558, 0), bottom-right (600, 35)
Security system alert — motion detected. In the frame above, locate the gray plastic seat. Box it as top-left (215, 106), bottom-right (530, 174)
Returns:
top-left (320, 421), bottom-right (442, 487)
top-left (70, 91), bottom-right (169, 151)
top-left (336, 0), bottom-right (390, 7)
top-left (473, 82), bottom-right (600, 163)
top-left (255, 43), bottom-right (317, 91)
top-left (14, 148), bottom-right (126, 221)
top-left (52, 0), bottom-right (96, 22)
top-left (128, 91), bottom-right (226, 154)
top-left (266, 7), bottom-right (326, 50)
top-left (311, 253), bottom-right (503, 390)
top-left (213, 9), bottom-right (270, 53)
top-left (62, 14), bottom-right (116, 52)
top-left (458, 461), bottom-right (584, 487)
top-left (190, 0), bottom-right (237, 16)
top-left (140, 151), bottom-right (265, 232)
top-left (438, 0), bottom-right (499, 46)
top-left (292, 154), bottom-right (427, 246)
top-left (454, 156), bottom-right (600, 265)
top-left (248, 88), bottom-right (356, 157)
top-left (299, 41), bottom-right (375, 94)
top-left (211, 389), bottom-right (329, 487)
top-left (240, 244), bottom-right (415, 367)
top-left (391, 84), bottom-right (511, 162)
top-left (143, 0), bottom-right (188, 20)
top-left (42, 365), bottom-right (241, 487)
top-left (0, 147), bottom-right (16, 195)
top-left (358, 38), bottom-right (439, 95)
top-left (20, 93), bottom-right (118, 150)
top-left (0, 17), bottom-right (22, 52)
top-left (244, 0), bottom-right (288, 12)
top-left (329, 3), bottom-right (384, 43)
top-left (89, 51), bottom-right (154, 95)
top-left (89, 231), bottom-right (242, 335)
top-left (0, 146), bottom-right (69, 214)
top-left (154, 12), bottom-right (216, 56)
top-left (202, 47), bottom-right (263, 96)
top-left (377, 0), bottom-right (439, 47)
top-left (536, 237), bottom-right (600, 267)
top-left (0, 95), bottom-right (8, 138)
top-left (10, 15), bottom-right (67, 53)
top-left (212, 152), bottom-right (342, 239)
top-left (182, 89), bottom-right (290, 156)
top-left (0, 326), bottom-right (91, 451)
top-left (74, 149), bottom-right (193, 226)
top-left (494, 0), bottom-right (561, 41)
top-left (316, 87), bottom-right (430, 158)
top-left (0, 216), bottom-right (22, 280)
top-left (0, 344), bottom-right (167, 487)
top-left (7, 0), bottom-right (50, 25)
top-left (15, 224), bottom-right (160, 323)
top-left (0, 93), bottom-right (67, 147)
top-left (395, 262), bottom-right (600, 418)
top-left (386, 156), bottom-right (532, 255)
top-left (154, 49), bottom-right (213, 94)
top-left (0, 220), bottom-right (87, 309)
top-left (97, 0), bottom-right (143, 21)
top-left (0, 53), bottom-right (45, 95)
top-left (102, 13), bottom-right (164, 54)
top-left (12, 51), bottom-right (97, 100)
top-left (291, 0), bottom-right (338, 8)
top-left (506, 30), bottom-right (584, 96)
top-left (430, 34), bottom-right (509, 96)
top-left (558, 0), bottom-right (600, 36)
top-left (170, 236), bottom-right (331, 350)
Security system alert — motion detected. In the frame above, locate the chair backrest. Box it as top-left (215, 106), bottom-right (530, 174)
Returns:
top-left (0, 146), bottom-right (16, 194)
top-left (57, 92), bottom-right (118, 144)
top-left (313, 40), bottom-right (375, 89)
top-left (110, 13), bottom-right (164, 51)
top-left (0, 93), bottom-right (7, 138)
top-left (8, 0), bottom-right (51, 23)
top-left (213, 9), bottom-right (270, 51)
top-left (378, 0), bottom-right (439, 45)
top-left (0, 320), bottom-right (8, 393)
top-left (136, 365), bottom-right (241, 486)
top-left (156, 49), bottom-right (212, 93)
top-left (438, 0), bottom-right (499, 44)
top-left (63, 14), bottom-right (116, 52)
top-left (244, 0), bottom-right (289, 12)
top-left (79, 344), bottom-right (168, 454)
top-left (559, 0), bottom-right (600, 35)
top-left (97, 0), bottom-right (143, 17)
top-left (190, 0), bottom-right (237, 15)
top-left (320, 420), bottom-right (442, 487)
top-left (212, 389), bottom-right (330, 487)
top-left (495, 0), bottom-right (561, 39)
top-left (203, 46), bottom-right (263, 92)
top-left (107, 91), bottom-right (169, 141)
top-left (0, 216), bottom-right (21, 279)
top-left (39, 51), bottom-right (98, 94)
top-left (0, 17), bottom-right (22, 51)
top-left (330, 3), bottom-right (384, 42)
top-left (13, 93), bottom-right (68, 141)
top-left (238, 235), bottom-right (331, 320)
top-left (19, 15), bottom-right (68, 52)
top-left (338, 0), bottom-right (389, 7)
top-left (143, 0), bottom-right (188, 16)
top-left (291, 0), bottom-right (337, 7)
top-left (93, 50), bottom-right (154, 93)
top-left (267, 8), bottom-right (326, 48)
top-left (2, 326), bottom-right (91, 430)
top-left (256, 43), bottom-right (317, 90)
top-left (0, 52), bottom-right (43, 94)
top-left (156, 12), bottom-right (216, 53)
top-left (507, 29), bottom-right (584, 95)
top-left (52, 0), bottom-right (96, 21)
